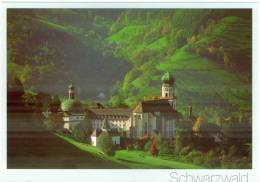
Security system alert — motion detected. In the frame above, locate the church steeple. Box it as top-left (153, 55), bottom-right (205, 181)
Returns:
top-left (161, 72), bottom-right (177, 110)
top-left (68, 84), bottom-right (75, 100)
top-left (161, 72), bottom-right (175, 98)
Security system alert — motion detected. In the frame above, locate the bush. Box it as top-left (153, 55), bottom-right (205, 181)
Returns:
top-left (221, 156), bottom-right (251, 169)
top-left (71, 124), bottom-right (87, 142)
top-left (122, 138), bottom-right (134, 150)
top-left (56, 128), bottom-right (71, 136)
top-left (97, 132), bottom-right (114, 156)
top-left (144, 140), bottom-right (152, 152)
top-left (204, 149), bottom-right (220, 168)
top-left (186, 150), bottom-right (204, 165)
top-left (228, 145), bottom-right (237, 159)
top-left (43, 118), bottom-right (56, 131)
top-left (133, 140), bottom-right (145, 150)
top-left (159, 141), bottom-right (174, 155)
top-left (179, 146), bottom-right (191, 156)
top-left (126, 142), bottom-right (134, 151)
top-left (175, 129), bottom-right (187, 154)
top-left (49, 95), bottom-right (61, 113)
top-left (43, 113), bottom-right (63, 131)
top-left (133, 141), bottom-right (142, 150)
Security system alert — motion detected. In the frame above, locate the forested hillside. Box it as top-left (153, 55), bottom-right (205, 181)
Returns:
top-left (106, 9), bottom-right (252, 121)
top-left (8, 9), bottom-right (252, 122)
top-left (8, 9), bottom-right (128, 100)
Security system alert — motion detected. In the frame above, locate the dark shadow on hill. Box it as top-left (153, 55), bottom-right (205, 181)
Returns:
top-left (7, 113), bottom-right (128, 169)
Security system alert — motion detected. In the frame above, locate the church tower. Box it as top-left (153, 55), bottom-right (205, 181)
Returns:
top-left (161, 72), bottom-right (175, 98)
top-left (161, 72), bottom-right (177, 110)
top-left (68, 84), bottom-right (75, 100)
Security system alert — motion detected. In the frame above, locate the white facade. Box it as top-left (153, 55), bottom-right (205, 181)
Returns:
top-left (63, 114), bottom-right (85, 122)
top-left (162, 83), bottom-right (173, 98)
top-left (63, 113), bottom-right (85, 130)
top-left (63, 121), bottom-right (81, 130)
top-left (132, 112), bottom-right (176, 139)
top-left (91, 134), bottom-right (120, 146)
top-left (92, 117), bottom-right (132, 137)
top-left (91, 136), bottom-right (98, 146)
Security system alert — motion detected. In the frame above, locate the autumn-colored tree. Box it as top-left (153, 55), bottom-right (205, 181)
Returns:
top-left (192, 116), bottom-right (204, 132)
top-left (150, 136), bottom-right (158, 157)
top-left (207, 46), bottom-right (216, 55)
top-left (188, 35), bottom-right (197, 44)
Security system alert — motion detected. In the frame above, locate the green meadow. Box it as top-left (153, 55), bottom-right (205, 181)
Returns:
top-left (56, 134), bottom-right (203, 169)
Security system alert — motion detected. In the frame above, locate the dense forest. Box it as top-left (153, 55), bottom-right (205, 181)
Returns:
top-left (8, 9), bottom-right (252, 122)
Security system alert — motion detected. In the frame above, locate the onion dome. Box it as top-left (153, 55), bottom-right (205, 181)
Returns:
top-left (161, 72), bottom-right (175, 84)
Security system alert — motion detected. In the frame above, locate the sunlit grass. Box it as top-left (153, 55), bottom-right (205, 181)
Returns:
top-left (56, 134), bottom-right (204, 169)
top-left (115, 150), bottom-right (203, 169)
top-left (107, 25), bottom-right (146, 44)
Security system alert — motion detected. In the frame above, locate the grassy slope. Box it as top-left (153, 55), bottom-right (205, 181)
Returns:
top-left (56, 134), bottom-right (203, 169)
top-left (106, 11), bottom-right (252, 119)
top-left (107, 25), bottom-right (147, 60)
top-left (108, 27), bottom-right (250, 109)
top-left (156, 48), bottom-right (251, 112)
top-left (8, 113), bottom-right (126, 169)
top-left (107, 25), bottom-right (146, 44)
top-left (115, 150), bottom-right (203, 169)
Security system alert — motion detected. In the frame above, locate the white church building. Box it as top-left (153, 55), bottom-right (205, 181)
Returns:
top-left (60, 72), bottom-right (182, 144)
top-left (131, 72), bottom-right (181, 139)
